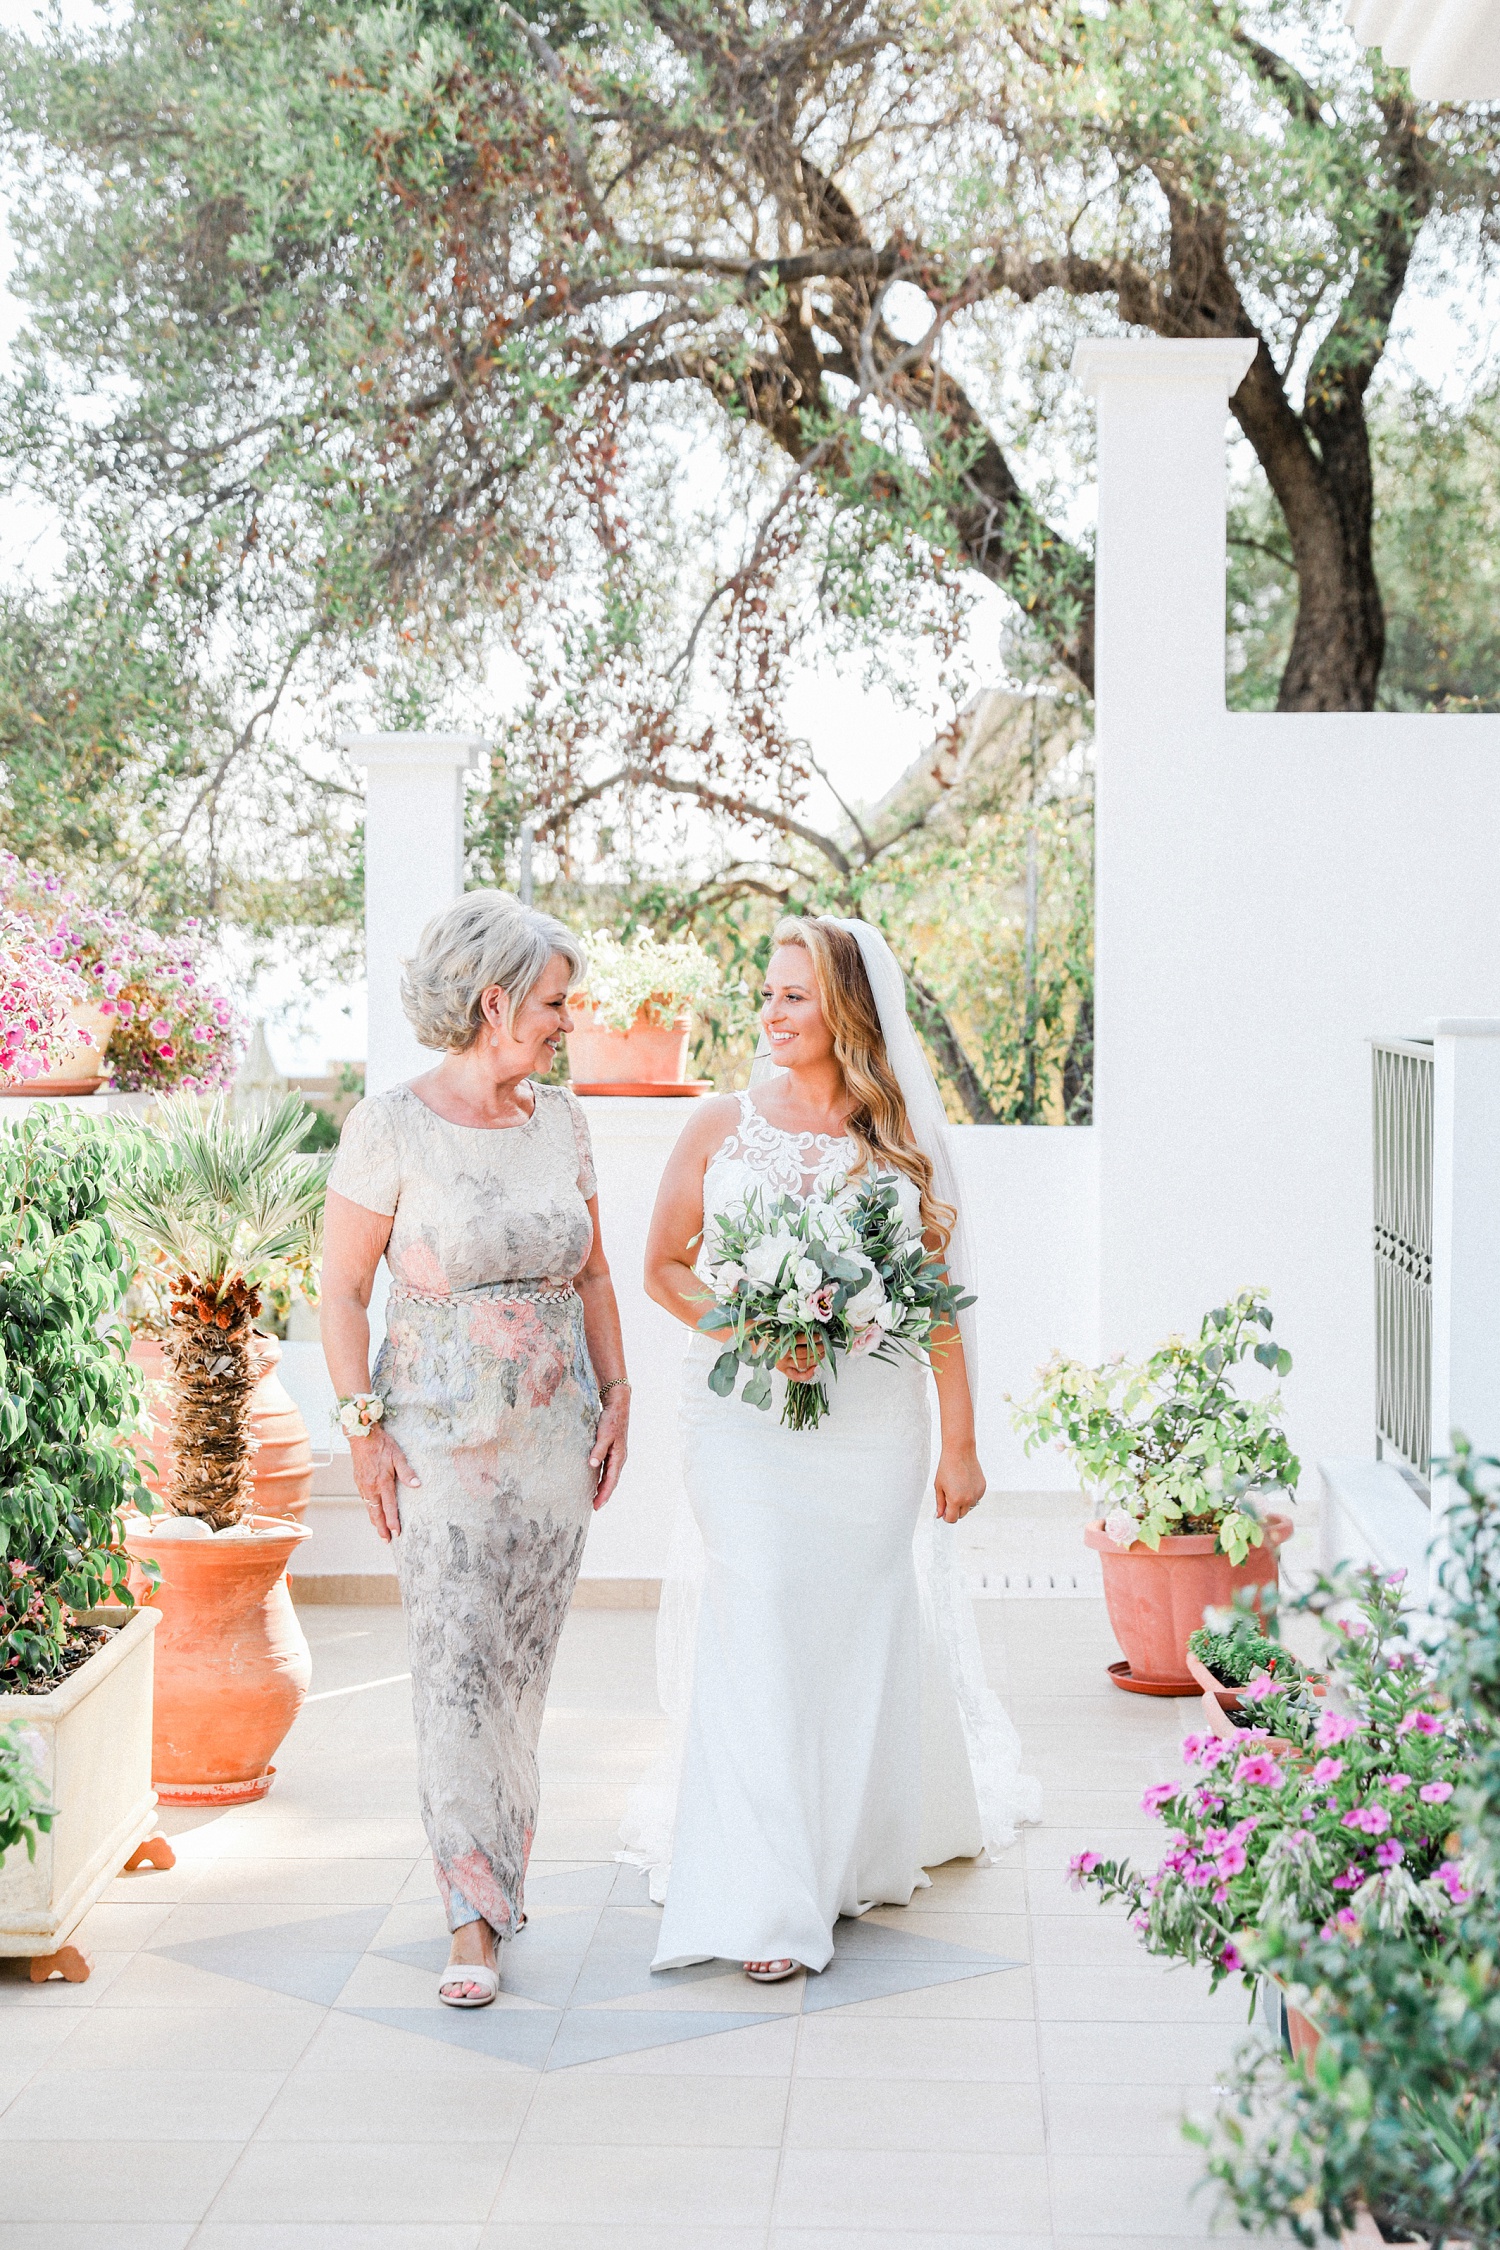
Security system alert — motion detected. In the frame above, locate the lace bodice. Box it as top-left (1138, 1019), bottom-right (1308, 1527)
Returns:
top-left (699, 1091), bottom-right (921, 1267)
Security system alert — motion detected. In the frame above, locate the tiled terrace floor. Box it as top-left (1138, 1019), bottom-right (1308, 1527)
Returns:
top-left (1, 1522), bottom-right (1286, 2250)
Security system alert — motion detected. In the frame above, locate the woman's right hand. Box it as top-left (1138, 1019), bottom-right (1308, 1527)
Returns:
top-left (776, 1337), bottom-right (825, 1385)
top-left (350, 1426), bottom-right (420, 1543)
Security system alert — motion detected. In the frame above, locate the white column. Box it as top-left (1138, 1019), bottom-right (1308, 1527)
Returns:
top-left (340, 734), bottom-right (487, 1095)
top-left (1072, 338), bottom-right (1257, 723)
top-left (1430, 1019), bottom-right (1500, 1478)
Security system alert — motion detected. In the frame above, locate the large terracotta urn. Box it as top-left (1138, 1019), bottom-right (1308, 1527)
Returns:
top-left (1084, 1512), bottom-right (1293, 1694)
top-left (130, 1331), bottom-right (313, 1521)
top-left (124, 1515), bottom-right (312, 1804)
top-left (565, 1002), bottom-right (694, 1091)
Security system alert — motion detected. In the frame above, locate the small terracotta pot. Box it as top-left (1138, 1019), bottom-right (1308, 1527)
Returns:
top-left (565, 1002), bottom-right (690, 1086)
top-left (1185, 1644), bottom-right (1325, 1745)
top-left (124, 1514), bottom-right (312, 1804)
top-left (1287, 1999), bottom-right (1321, 2069)
top-left (0, 999), bottom-right (112, 1097)
top-left (1085, 1513), bottom-right (1293, 1694)
top-left (129, 1332), bottom-right (313, 1521)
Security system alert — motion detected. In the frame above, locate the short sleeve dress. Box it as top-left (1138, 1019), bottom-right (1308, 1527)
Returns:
top-left (329, 1079), bottom-right (600, 1938)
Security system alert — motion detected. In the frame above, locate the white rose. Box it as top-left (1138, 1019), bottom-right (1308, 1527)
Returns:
top-left (844, 1273), bottom-right (887, 1325)
top-left (872, 1300), bottom-right (900, 1331)
top-left (792, 1256), bottom-right (822, 1294)
top-left (744, 1233), bottom-right (794, 1287)
top-left (1104, 1507), bottom-right (1140, 1550)
top-left (808, 1201), bottom-right (854, 1247)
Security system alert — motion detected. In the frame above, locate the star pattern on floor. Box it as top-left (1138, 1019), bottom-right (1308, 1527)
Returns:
top-left (150, 1861), bottom-right (1024, 2071)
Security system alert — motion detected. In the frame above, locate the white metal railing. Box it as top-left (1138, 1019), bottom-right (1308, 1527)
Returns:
top-left (1371, 1037), bottom-right (1434, 1488)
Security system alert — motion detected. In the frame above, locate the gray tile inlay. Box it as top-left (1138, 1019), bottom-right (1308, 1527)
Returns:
top-left (137, 1869), bottom-right (1022, 2070)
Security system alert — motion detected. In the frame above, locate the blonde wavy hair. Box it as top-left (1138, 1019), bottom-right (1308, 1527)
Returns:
top-left (770, 916), bottom-right (954, 1250)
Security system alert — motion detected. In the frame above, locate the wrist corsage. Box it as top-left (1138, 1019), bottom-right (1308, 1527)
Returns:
top-left (335, 1393), bottom-right (385, 1439)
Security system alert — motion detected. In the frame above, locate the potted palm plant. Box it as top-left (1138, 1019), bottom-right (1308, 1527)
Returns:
top-left (565, 926), bottom-right (721, 1092)
top-left (1012, 1289), bottom-right (1298, 1691)
top-left (110, 1092), bottom-right (329, 1803)
top-left (0, 1112), bottom-right (167, 1982)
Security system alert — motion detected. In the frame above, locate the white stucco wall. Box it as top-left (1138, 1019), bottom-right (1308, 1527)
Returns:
top-left (1080, 339), bottom-right (1500, 1497)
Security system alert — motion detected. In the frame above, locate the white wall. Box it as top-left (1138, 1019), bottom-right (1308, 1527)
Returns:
top-left (283, 1103), bottom-right (1100, 1581)
top-left (1080, 339), bottom-right (1500, 1494)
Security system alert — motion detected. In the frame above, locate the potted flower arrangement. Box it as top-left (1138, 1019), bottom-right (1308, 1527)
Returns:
top-left (1012, 1289), bottom-right (1299, 1690)
top-left (0, 908), bottom-right (97, 1090)
top-left (1185, 1613), bottom-right (1324, 1742)
top-left (110, 1092), bottom-right (328, 1803)
top-left (0, 1112), bottom-right (167, 1981)
top-left (1190, 1448), bottom-right (1500, 2249)
top-left (0, 856), bottom-right (244, 1098)
top-left (566, 926), bottom-right (721, 1092)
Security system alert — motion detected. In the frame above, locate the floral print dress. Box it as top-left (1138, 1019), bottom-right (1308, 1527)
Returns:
top-left (329, 1081), bottom-right (601, 1937)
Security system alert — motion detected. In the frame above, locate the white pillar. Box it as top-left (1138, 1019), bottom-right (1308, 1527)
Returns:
top-left (1073, 338), bottom-right (1257, 723)
top-left (1430, 1019), bottom-right (1500, 1476)
top-left (340, 734), bottom-right (487, 1095)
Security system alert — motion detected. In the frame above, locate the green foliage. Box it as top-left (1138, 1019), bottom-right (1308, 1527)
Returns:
top-left (1195, 1444), bottom-right (1500, 2247)
top-left (1012, 1289), bottom-right (1299, 1562)
top-left (1188, 1619), bottom-right (1306, 1688)
top-left (111, 1093), bottom-right (329, 1302)
top-left (0, 1116), bottom-right (151, 1687)
top-left (1077, 1567), bottom-right (1464, 2001)
top-left (0, 1719), bottom-right (53, 1862)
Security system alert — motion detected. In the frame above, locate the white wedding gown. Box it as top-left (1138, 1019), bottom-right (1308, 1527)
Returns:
top-left (634, 1094), bottom-right (1037, 1974)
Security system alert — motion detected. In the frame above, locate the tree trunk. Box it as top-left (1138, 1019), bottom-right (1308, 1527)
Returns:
top-left (164, 1279), bottom-right (261, 1530)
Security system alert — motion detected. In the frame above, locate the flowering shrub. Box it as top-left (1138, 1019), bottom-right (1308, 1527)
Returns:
top-left (1073, 1567), bottom-right (1467, 1995)
top-left (0, 910), bottom-right (91, 1082)
top-left (572, 926), bottom-right (723, 1031)
top-left (0, 1115), bottom-right (152, 1684)
top-left (1011, 1288), bottom-right (1299, 1563)
top-left (1194, 1445), bottom-right (1500, 2248)
top-left (0, 855), bottom-right (243, 1092)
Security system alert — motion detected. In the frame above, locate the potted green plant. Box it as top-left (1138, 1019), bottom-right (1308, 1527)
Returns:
top-left (1012, 1289), bottom-right (1299, 1690)
top-left (566, 926), bottom-right (722, 1092)
top-left (0, 1113), bottom-right (167, 1981)
top-left (1184, 1613), bottom-right (1324, 1742)
top-left (109, 1092), bottom-right (328, 1804)
top-left (1189, 1446), bottom-right (1500, 2249)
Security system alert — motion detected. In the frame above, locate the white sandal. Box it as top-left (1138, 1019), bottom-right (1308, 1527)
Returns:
top-left (744, 1959), bottom-right (799, 1983)
top-left (437, 1960), bottom-right (500, 2009)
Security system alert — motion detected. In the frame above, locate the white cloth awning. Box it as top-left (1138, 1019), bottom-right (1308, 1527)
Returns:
top-left (1346, 0), bottom-right (1500, 100)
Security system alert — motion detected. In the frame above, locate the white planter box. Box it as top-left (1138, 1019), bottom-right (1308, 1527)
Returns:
top-left (0, 1606), bottom-right (161, 1958)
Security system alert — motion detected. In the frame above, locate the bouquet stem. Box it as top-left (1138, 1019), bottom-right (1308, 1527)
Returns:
top-left (781, 1378), bottom-right (830, 1432)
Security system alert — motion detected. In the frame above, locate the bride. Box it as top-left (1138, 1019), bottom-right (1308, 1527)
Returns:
top-left (633, 914), bottom-right (1038, 1981)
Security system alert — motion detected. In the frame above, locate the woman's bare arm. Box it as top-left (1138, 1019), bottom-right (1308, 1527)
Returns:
top-left (319, 1188), bottom-right (419, 1542)
top-left (575, 1195), bottom-right (630, 1510)
top-left (925, 1224), bottom-right (985, 1524)
top-left (643, 1097), bottom-right (739, 1338)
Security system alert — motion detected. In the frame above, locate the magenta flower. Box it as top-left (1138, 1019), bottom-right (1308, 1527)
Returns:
top-left (1141, 1783), bottom-right (1177, 1816)
top-left (1216, 1841), bottom-right (1249, 1878)
top-left (1311, 1757), bottom-right (1345, 1784)
top-left (1068, 1851), bottom-right (1102, 1890)
top-left (1420, 1781), bottom-right (1454, 1804)
top-left (1219, 1941), bottom-right (1243, 1973)
top-left (1233, 1753), bottom-right (1284, 1788)
top-left (1321, 1907), bottom-right (1361, 1939)
top-left (1316, 1710), bottom-right (1362, 1748)
top-left (1398, 1711), bottom-right (1445, 1738)
top-left (1376, 1839), bottom-right (1404, 1868)
top-left (1239, 1675), bottom-right (1279, 1705)
top-left (1343, 1805), bottom-right (1392, 1835)
top-left (1435, 1862), bottom-right (1472, 1905)
top-left (1378, 1773), bottom-right (1413, 1793)
top-left (157, 1042), bottom-right (175, 1060)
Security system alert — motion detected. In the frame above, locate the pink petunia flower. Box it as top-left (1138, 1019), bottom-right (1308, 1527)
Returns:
top-left (1343, 1805), bottom-right (1392, 1835)
top-left (1376, 1839), bottom-right (1405, 1868)
top-left (1311, 1757), bottom-right (1345, 1783)
top-left (1141, 1783), bottom-right (1177, 1816)
top-left (1068, 1851), bottom-right (1102, 1890)
top-left (1233, 1753), bottom-right (1284, 1788)
top-left (1420, 1781), bottom-right (1454, 1804)
top-left (1316, 1710), bottom-right (1363, 1748)
top-left (1378, 1773), bottom-right (1413, 1793)
top-left (1219, 1941), bottom-right (1243, 1973)
top-left (1435, 1862), bottom-right (1472, 1905)
top-left (1216, 1841), bottom-right (1249, 1878)
top-left (1398, 1711), bottom-right (1445, 1738)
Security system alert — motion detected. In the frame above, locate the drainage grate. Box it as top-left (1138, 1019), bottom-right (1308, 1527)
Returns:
top-left (969, 1566), bottom-right (1100, 1599)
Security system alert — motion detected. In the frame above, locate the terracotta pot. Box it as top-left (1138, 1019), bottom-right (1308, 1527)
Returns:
top-left (1186, 1643), bottom-right (1325, 1744)
top-left (1287, 1999), bottom-right (1321, 2068)
top-left (0, 998), bottom-right (112, 1097)
top-left (1084, 1513), bottom-right (1293, 1694)
top-left (565, 1002), bottom-right (690, 1087)
top-left (129, 1331), bottom-right (313, 1521)
top-left (124, 1514), bottom-right (312, 1804)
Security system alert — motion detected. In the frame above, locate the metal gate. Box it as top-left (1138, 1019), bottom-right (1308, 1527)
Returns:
top-left (1371, 1037), bottom-right (1433, 1486)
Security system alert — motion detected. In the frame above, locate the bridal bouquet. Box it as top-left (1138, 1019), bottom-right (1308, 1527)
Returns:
top-left (698, 1177), bottom-right (974, 1431)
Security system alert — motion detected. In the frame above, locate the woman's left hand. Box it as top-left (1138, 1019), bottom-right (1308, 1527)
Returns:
top-left (590, 1391), bottom-right (630, 1511)
top-left (934, 1442), bottom-right (985, 1525)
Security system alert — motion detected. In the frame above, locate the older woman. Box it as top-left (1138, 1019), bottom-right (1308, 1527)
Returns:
top-left (320, 892), bottom-right (629, 2008)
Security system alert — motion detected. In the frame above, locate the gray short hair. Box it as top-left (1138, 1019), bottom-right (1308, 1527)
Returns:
top-left (400, 891), bottom-right (587, 1052)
